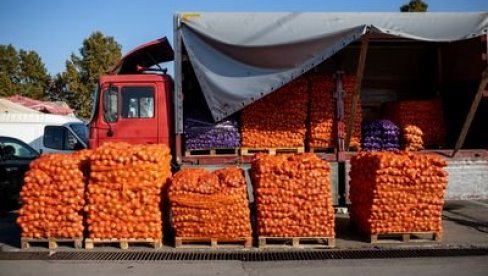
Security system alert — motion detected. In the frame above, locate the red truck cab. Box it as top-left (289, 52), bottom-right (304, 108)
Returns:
top-left (89, 38), bottom-right (174, 149)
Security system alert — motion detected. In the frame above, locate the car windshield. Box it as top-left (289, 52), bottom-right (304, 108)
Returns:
top-left (0, 137), bottom-right (38, 159)
top-left (70, 123), bottom-right (88, 145)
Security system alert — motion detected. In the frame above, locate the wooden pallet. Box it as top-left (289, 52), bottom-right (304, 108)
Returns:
top-left (84, 238), bottom-right (163, 250)
top-left (349, 220), bottom-right (443, 244)
top-left (258, 237), bottom-right (335, 249)
top-left (369, 232), bottom-right (442, 244)
top-left (21, 238), bottom-right (83, 250)
top-left (184, 148), bottom-right (239, 156)
top-left (345, 146), bottom-right (361, 152)
top-left (309, 147), bottom-right (336, 154)
top-left (424, 144), bottom-right (445, 150)
top-left (240, 147), bottom-right (305, 156)
top-left (175, 237), bottom-right (252, 249)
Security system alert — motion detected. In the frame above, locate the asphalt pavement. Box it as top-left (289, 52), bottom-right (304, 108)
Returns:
top-left (2, 199), bottom-right (487, 251)
top-left (0, 199), bottom-right (487, 275)
top-left (0, 256), bottom-right (487, 276)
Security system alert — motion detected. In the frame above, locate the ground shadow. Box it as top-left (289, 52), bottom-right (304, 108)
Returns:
top-left (335, 215), bottom-right (365, 242)
top-left (162, 182), bottom-right (174, 247)
top-left (442, 211), bottom-right (488, 234)
top-left (0, 211), bottom-right (20, 248)
top-left (443, 202), bottom-right (465, 211)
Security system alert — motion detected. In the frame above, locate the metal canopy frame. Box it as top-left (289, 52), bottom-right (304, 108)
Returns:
top-left (344, 32), bottom-right (370, 151)
top-left (452, 68), bottom-right (488, 157)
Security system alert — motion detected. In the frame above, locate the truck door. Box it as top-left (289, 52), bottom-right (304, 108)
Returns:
top-left (99, 84), bottom-right (159, 145)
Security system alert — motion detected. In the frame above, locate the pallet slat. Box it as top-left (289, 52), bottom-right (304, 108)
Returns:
top-left (258, 237), bottom-right (335, 249)
top-left (84, 238), bottom-right (163, 250)
top-left (21, 238), bottom-right (83, 250)
top-left (240, 147), bottom-right (305, 156)
top-left (346, 146), bottom-right (360, 152)
top-left (175, 237), bottom-right (252, 249)
top-left (369, 232), bottom-right (442, 244)
top-left (350, 221), bottom-right (443, 244)
top-left (309, 147), bottom-right (336, 154)
top-left (184, 148), bottom-right (239, 157)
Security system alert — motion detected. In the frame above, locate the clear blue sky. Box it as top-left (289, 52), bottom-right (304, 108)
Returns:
top-left (1, 0), bottom-right (487, 75)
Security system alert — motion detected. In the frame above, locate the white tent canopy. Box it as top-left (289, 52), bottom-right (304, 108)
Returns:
top-left (177, 12), bottom-right (488, 121)
top-left (0, 98), bottom-right (41, 114)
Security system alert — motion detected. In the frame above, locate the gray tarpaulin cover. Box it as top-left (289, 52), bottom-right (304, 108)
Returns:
top-left (177, 12), bottom-right (488, 121)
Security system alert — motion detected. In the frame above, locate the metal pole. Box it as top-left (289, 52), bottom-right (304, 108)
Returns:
top-left (174, 14), bottom-right (183, 164)
top-left (334, 71), bottom-right (345, 155)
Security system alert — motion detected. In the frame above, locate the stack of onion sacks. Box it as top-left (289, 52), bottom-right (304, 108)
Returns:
top-left (251, 153), bottom-right (335, 237)
top-left (169, 167), bottom-right (251, 238)
top-left (383, 99), bottom-right (446, 147)
top-left (17, 151), bottom-right (92, 239)
top-left (86, 143), bottom-right (171, 240)
top-left (403, 125), bottom-right (424, 151)
top-left (241, 77), bottom-right (308, 148)
top-left (342, 75), bottom-right (362, 149)
top-left (184, 112), bottom-right (241, 150)
top-left (349, 152), bottom-right (448, 235)
top-left (308, 74), bottom-right (362, 150)
top-left (308, 74), bottom-right (335, 149)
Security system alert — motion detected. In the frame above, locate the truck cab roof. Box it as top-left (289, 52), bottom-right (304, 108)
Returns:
top-left (100, 74), bottom-right (170, 83)
top-left (109, 37), bottom-right (173, 75)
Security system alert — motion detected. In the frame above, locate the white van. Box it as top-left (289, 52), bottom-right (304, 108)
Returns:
top-left (0, 113), bottom-right (87, 153)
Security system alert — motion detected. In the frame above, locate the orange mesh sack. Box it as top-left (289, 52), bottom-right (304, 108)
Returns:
top-left (383, 99), bottom-right (446, 146)
top-left (349, 152), bottom-right (448, 235)
top-left (251, 153), bottom-right (335, 237)
top-left (308, 74), bottom-right (335, 148)
top-left (169, 167), bottom-right (251, 238)
top-left (403, 125), bottom-right (424, 151)
top-left (17, 150), bottom-right (92, 238)
top-left (342, 75), bottom-right (362, 149)
top-left (241, 77), bottom-right (308, 148)
top-left (308, 74), bottom-right (362, 150)
top-left (86, 143), bottom-right (171, 240)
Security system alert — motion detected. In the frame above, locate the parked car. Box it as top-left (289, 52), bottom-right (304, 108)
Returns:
top-left (0, 113), bottom-right (87, 154)
top-left (0, 136), bottom-right (39, 211)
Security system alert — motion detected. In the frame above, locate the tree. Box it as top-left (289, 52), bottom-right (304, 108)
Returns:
top-left (400, 0), bottom-right (428, 12)
top-left (18, 50), bottom-right (51, 99)
top-left (56, 31), bottom-right (122, 118)
top-left (0, 44), bottom-right (49, 99)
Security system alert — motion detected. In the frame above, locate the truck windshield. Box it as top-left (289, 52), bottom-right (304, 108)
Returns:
top-left (0, 137), bottom-right (38, 159)
top-left (70, 123), bottom-right (88, 145)
top-left (121, 87), bottom-right (154, 118)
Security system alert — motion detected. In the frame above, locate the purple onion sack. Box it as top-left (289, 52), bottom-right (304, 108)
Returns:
top-left (184, 114), bottom-right (241, 150)
top-left (362, 119), bottom-right (400, 152)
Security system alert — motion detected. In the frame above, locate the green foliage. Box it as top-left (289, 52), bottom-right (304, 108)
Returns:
top-left (400, 0), bottom-right (428, 12)
top-left (1, 32), bottom-right (121, 118)
top-left (0, 44), bottom-right (50, 99)
top-left (19, 50), bottom-right (51, 99)
top-left (56, 31), bottom-right (122, 119)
